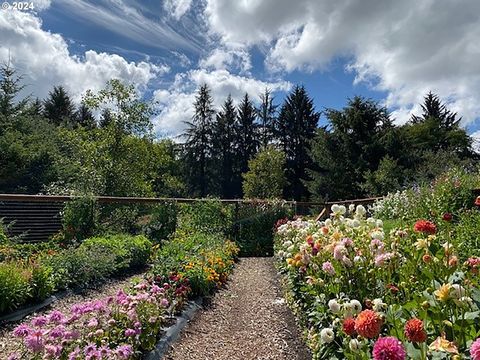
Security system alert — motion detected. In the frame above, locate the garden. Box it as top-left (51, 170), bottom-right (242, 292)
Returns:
top-left (0, 198), bottom-right (293, 359)
top-left (275, 168), bottom-right (480, 359)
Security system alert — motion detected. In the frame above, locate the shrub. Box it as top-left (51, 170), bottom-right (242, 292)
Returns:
top-left (0, 262), bottom-right (30, 314)
top-left (137, 202), bottom-right (177, 242)
top-left (177, 199), bottom-right (233, 235)
top-left (231, 200), bottom-right (292, 256)
top-left (453, 209), bottom-right (480, 259)
top-left (61, 195), bottom-right (98, 242)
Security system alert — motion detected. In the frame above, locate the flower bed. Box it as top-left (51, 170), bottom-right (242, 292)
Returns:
top-left (275, 205), bottom-right (480, 359)
top-left (0, 235), bottom-right (153, 316)
top-left (7, 231), bottom-right (238, 359)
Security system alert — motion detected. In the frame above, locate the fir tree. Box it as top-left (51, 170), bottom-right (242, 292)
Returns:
top-left (236, 93), bottom-right (259, 177)
top-left (257, 88), bottom-right (277, 147)
top-left (43, 86), bottom-right (75, 126)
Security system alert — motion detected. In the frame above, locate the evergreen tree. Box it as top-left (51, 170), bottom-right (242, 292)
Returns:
top-left (406, 92), bottom-right (473, 156)
top-left (307, 96), bottom-right (402, 200)
top-left (28, 98), bottom-right (43, 117)
top-left (236, 93), bottom-right (259, 177)
top-left (257, 88), bottom-right (277, 147)
top-left (277, 85), bottom-right (319, 200)
top-left (75, 104), bottom-right (96, 129)
top-left (183, 84), bottom-right (215, 197)
top-left (99, 109), bottom-right (113, 128)
top-left (212, 95), bottom-right (237, 198)
top-left (43, 86), bottom-right (75, 126)
top-left (0, 62), bottom-right (29, 130)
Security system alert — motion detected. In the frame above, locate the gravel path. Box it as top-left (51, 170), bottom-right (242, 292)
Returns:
top-left (165, 257), bottom-right (310, 360)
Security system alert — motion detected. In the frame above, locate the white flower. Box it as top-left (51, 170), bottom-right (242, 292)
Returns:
top-left (331, 204), bottom-right (340, 214)
top-left (350, 300), bottom-right (362, 314)
top-left (349, 204), bottom-right (355, 213)
top-left (325, 219), bottom-right (332, 227)
top-left (343, 302), bottom-right (354, 316)
top-left (320, 328), bottom-right (335, 343)
top-left (371, 230), bottom-right (385, 241)
top-left (376, 219), bottom-right (383, 228)
top-left (328, 299), bottom-right (341, 314)
top-left (283, 241), bottom-right (292, 247)
top-left (351, 219), bottom-right (360, 228)
top-left (366, 217), bottom-right (376, 226)
top-left (287, 245), bottom-right (295, 253)
top-left (372, 298), bottom-right (387, 312)
top-left (349, 339), bottom-right (360, 352)
top-left (355, 205), bottom-right (366, 217)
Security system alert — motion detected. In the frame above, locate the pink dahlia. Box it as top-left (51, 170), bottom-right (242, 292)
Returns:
top-left (322, 261), bottom-right (335, 275)
top-left (372, 336), bottom-right (406, 360)
top-left (471, 338), bottom-right (480, 360)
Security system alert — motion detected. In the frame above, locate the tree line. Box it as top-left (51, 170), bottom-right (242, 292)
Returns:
top-left (1, 62), bottom-right (477, 201)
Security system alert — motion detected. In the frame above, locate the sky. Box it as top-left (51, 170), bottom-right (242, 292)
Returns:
top-left (1, 0), bottom-right (480, 145)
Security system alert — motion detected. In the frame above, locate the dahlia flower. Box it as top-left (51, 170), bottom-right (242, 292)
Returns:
top-left (342, 317), bottom-right (356, 336)
top-left (372, 336), bottom-right (406, 360)
top-left (470, 338), bottom-right (480, 360)
top-left (322, 261), bottom-right (335, 275)
top-left (413, 220), bottom-right (437, 235)
top-left (404, 318), bottom-right (427, 343)
top-left (355, 309), bottom-right (383, 338)
top-left (320, 328), bottom-right (334, 343)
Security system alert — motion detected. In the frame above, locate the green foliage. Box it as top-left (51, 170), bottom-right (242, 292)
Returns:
top-left (277, 85), bottom-right (320, 200)
top-left (231, 201), bottom-right (292, 256)
top-left (177, 199), bottom-right (233, 236)
top-left (43, 86), bottom-right (75, 126)
top-left (62, 195), bottom-right (98, 242)
top-left (138, 203), bottom-right (178, 242)
top-left (242, 145), bottom-right (286, 199)
top-left (452, 210), bottom-right (480, 259)
top-left (0, 262), bottom-right (30, 314)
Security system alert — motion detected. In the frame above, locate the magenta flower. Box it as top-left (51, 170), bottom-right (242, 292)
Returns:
top-left (49, 325), bottom-right (66, 339)
top-left (7, 353), bottom-right (20, 360)
top-left (471, 338), bottom-right (480, 360)
top-left (45, 344), bottom-right (62, 358)
top-left (87, 318), bottom-right (98, 328)
top-left (160, 298), bottom-right (169, 308)
top-left (83, 343), bottom-right (97, 356)
top-left (48, 310), bottom-right (65, 324)
top-left (25, 333), bottom-right (44, 353)
top-left (31, 316), bottom-right (48, 327)
top-left (68, 347), bottom-right (81, 360)
top-left (125, 328), bottom-right (136, 337)
top-left (13, 324), bottom-right (31, 337)
top-left (372, 336), bottom-right (406, 360)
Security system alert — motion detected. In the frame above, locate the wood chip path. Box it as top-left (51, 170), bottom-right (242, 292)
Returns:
top-left (165, 257), bottom-right (310, 360)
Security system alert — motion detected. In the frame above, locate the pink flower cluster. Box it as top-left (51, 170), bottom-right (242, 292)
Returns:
top-left (9, 280), bottom-right (186, 360)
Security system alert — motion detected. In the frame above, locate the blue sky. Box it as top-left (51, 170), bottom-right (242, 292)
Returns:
top-left (1, 0), bottom-right (480, 141)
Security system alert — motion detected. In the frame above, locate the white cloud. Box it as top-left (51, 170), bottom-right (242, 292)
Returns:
top-left (0, 10), bottom-right (165, 102)
top-left (199, 47), bottom-right (251, 73)
top-left (471, 130), bottom-right (480, 154)
top-left (153, 69), bottom-right (291, 137)
top-left (163, 0), bottom-right (192, 20)
top-left (205, 0), bottom-right (480, 126)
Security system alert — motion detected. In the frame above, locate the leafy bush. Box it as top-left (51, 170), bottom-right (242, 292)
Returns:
top-left (61, 195), bottom-right (98, 242)
top-left (452, 209), bottom-right (480, 259)
top-left (177, 199), bottom-right (233, 235)
top-left (231, 200), bottom-right (292, 256)
top-left (0, 262), bottom-right (30, 314)
top-left (137, 202), bottom-right (177, 242)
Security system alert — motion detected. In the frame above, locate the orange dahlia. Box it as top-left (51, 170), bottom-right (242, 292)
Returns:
top-left (413, 220), bottom-right (437, 235)
top-left (355, 310), bottom-right (383, 338)
top-left (343, 317), bottom-right (356, 336)
top-left (404, 318), bottom-right (427, 343)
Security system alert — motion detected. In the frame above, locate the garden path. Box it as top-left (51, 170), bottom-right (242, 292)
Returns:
top-left (164, 257), bottom-right (310, 360)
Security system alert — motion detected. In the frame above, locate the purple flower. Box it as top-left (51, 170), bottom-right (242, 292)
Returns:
top-left (115, 345), bottom-right (133, 359)
top-left (25, 334), bottom-right (44, 353)
top-left (13, 324), bottom-right (31, 337)
top-left (341, 237), bottom-right (354, 247)
top-left (87, 318), bottom-right (98, 328)
top-left (125, 328), bottom-right (136, 337)
top-left (45, 344), bottom-right (62, 358)
top-left (160, 298), bottom-right (169, 308)
top-left (31, 316), bottom-right (48, 327)
top-left (99, 346), bottom-right (111, 357)
top-left (68, 347), bottom-right (81, 360)
top-left (64, 330), bottom-right (80, 340)
top-left (48, 310), bottom-right (65, 324)
top-left (49, 325), bottom-right (65, 339)
top-left (83, 343), bottom-right (98, 356)
top-left (7, 353), bottom-right (20, 360)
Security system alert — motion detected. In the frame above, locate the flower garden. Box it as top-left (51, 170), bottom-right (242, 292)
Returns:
top-left (0, 201), bottom-right (243, 359)
top-left (275, 168), bottom-right (480, 360)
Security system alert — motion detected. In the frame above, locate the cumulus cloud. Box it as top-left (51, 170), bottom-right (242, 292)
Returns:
top-left (205, 0), bottom-right (480, 126)
top-left (199, 47), bottom-right (251, 73)
top-left (164, 0), bottom-right (192, 20)
top-left (0, 10), bottom-right (165, 102)
top-left (153, 69), bottom-right (291, 137)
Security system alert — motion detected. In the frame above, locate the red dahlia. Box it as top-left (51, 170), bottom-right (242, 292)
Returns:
top-left (404, 318), bottom-right (427, 343)
top-left (343, 317), bottom-right (356, 336)
top-left (442, 213), bottom-right (453, 222)
top-left (413, 220), bottom-right (437, 235)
